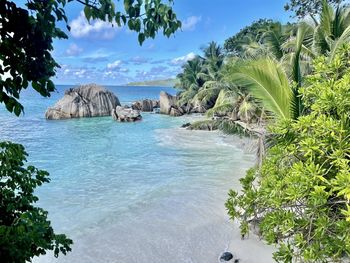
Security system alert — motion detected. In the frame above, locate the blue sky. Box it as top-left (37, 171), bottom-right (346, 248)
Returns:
top-left (52, 0), bottom-right (292, 85)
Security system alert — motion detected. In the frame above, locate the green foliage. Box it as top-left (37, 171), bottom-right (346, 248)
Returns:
top-left (224, 19), bottom-right (276, 55)
top-left (0, 0), bottom-right (181, 116)
top-left (0, 141), bottom-right (73, 262)
top-left (226, 45), bottom-right (350, 262)
top-left (188, 119), bottom-right (219, 131)
top-left (224, 58), bottom-right (294, 120)
top-left (284, 0), bottom-right (345, 20)
top-left (176, 42), bottom-right (225, 108)
top-left (0, 0), bottom-right (68, 116)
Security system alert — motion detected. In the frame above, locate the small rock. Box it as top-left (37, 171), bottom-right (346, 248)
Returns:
top-left (220, 252), bottom-right (233, 262)
top-left (169, 106), bottom-right (183, 117)
top-left (112, 106), bottom-right (142, 122)
top-left (132, 99), bottom-right (160, 112)
top-left (234, 259), bottom-right (240, 263)
top-left (181, 122), bottom-right (191, 128)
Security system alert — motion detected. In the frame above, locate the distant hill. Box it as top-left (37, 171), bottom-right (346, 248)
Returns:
top-left (126, 78), bottom-right (179, 87)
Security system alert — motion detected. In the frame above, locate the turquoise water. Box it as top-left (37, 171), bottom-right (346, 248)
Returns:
top-left (0, 86), bottom-right (257, 263)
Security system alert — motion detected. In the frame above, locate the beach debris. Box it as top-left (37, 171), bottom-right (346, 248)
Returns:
top-left (112, 106), bottom-right (142, 122)
top-left (220, 251), bottom-right (234, 262)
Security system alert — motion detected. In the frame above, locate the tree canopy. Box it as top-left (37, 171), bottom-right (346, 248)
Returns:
top-left (284, 0), bottom-right (345, 21)
top-left (223, 19), bottom-right (275, 55)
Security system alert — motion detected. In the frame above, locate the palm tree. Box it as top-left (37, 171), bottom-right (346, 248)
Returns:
top-left (224, 58), bottom-right (294, 120)
top-left (224, 1), bottom-right (350, 121)
top-left (313, 0), bottom-right (350, 56)
top-left (176, 56), bottom-right (205, 106)
top-left (260, 22), bottom-right (295, 60)
top-left (191, 41), bottom-right (225, 109)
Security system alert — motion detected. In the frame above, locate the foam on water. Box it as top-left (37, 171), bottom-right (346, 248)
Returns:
top-left (0, 86), bottom-right (274, 263)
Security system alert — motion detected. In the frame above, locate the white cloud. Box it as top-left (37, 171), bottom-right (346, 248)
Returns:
top-left (107, 60), bottom-right (122, 70)
top-left (70, 11), bottom-right (120, 39)
top-left (171, 52), bottom-right (196, 65)
top-left (74, 69), bottom-right (87, 78)
top-left (65, 43), bottom-right (83, 56)
top-left (182, 16), bottom-right (202, 31)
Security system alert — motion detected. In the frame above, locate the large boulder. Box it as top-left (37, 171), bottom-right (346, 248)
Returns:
top-left (160, 91), bottom-right (177, 114)
top-left (45, 84), bottom-right (120, 120)
top-left (159, 91), bottom-right (184, 116)
top-left (112, 106), bottom-right (142, 122)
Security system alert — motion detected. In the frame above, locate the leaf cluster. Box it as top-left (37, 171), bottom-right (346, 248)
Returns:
top-left (0, 141), bottom-right (73, 262)
top-left (284, 0), bottom-right (345, 20)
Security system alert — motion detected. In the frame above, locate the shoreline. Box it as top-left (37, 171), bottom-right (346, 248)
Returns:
top-left (172, 123), bottom-right (275, 262)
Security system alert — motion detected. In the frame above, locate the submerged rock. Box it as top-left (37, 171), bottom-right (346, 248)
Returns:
top-left (181, 122), bottom-right (191, 128)
top-left (112, 106), bottom-right (142, 122)
top-left (45, 84), bottom-right (120, 120)
top-left (220, 252), bottom-right (234, 262)
top-left (187, 120), bottom-right (219, 131)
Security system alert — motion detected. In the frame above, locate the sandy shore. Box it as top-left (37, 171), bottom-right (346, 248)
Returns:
top-left (34, 123), bottom-right (275, 263)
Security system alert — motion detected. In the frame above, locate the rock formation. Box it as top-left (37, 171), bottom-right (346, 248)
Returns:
top-left (45, 84), bottom-right (120, 120)
top-left (159, 91), bottom-right (185, 116)
top-left (112, 106), bottom-right (142, 122)
top-left (131, 99), bottom-right (160, 112)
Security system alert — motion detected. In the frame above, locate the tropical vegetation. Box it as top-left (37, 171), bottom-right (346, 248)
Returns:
top-left (227, 46), bottom-right (350, 262)
top-left (174, 0), bottom-right (350, 261)
top-left (1, 0), bottom-right (350, 262)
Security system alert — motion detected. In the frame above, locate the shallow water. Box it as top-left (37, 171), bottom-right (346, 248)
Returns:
top-left (0, 86), bottom-right (272, 263)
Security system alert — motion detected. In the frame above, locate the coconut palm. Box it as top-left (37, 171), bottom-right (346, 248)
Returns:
top-left (224, 1), bottom-right (350, 120)
top-left (224, 58), bottom-right (295, 120)
top-left (260, 22), bottom-right (295, 60)
top-left (176, 56), bottom-right (205, 105)
top-left (313, 0), bottom-right (350, 56)
top-left (191, 41), bottom-right (225, 109)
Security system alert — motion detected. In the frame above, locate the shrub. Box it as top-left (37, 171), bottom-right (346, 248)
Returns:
top-left (226, 45), bottom-right (350, 262)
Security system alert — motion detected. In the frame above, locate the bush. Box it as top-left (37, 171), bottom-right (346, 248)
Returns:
top-left (226, 45), bottom-right (350, 262)
top-left (0, 141), bottom-right (72, 262)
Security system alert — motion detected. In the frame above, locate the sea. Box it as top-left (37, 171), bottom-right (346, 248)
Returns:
top-left (0, 85), bottom-right (266, 263)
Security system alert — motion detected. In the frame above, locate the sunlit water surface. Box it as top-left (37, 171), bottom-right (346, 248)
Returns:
top-left (0, 86), bottom-right (260, 263)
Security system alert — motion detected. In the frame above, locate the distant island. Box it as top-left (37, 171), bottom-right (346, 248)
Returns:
top-left (126, 78), bottom-right (179, 87)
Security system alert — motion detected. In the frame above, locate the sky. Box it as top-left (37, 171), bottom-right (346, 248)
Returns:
top-left (50, 0), bottom-right (292, 85)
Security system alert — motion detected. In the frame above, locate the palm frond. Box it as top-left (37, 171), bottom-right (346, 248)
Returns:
top-left (224, 58), bottom-right (293, 120)
top-left (329, 25), bottom-right (350, 61)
